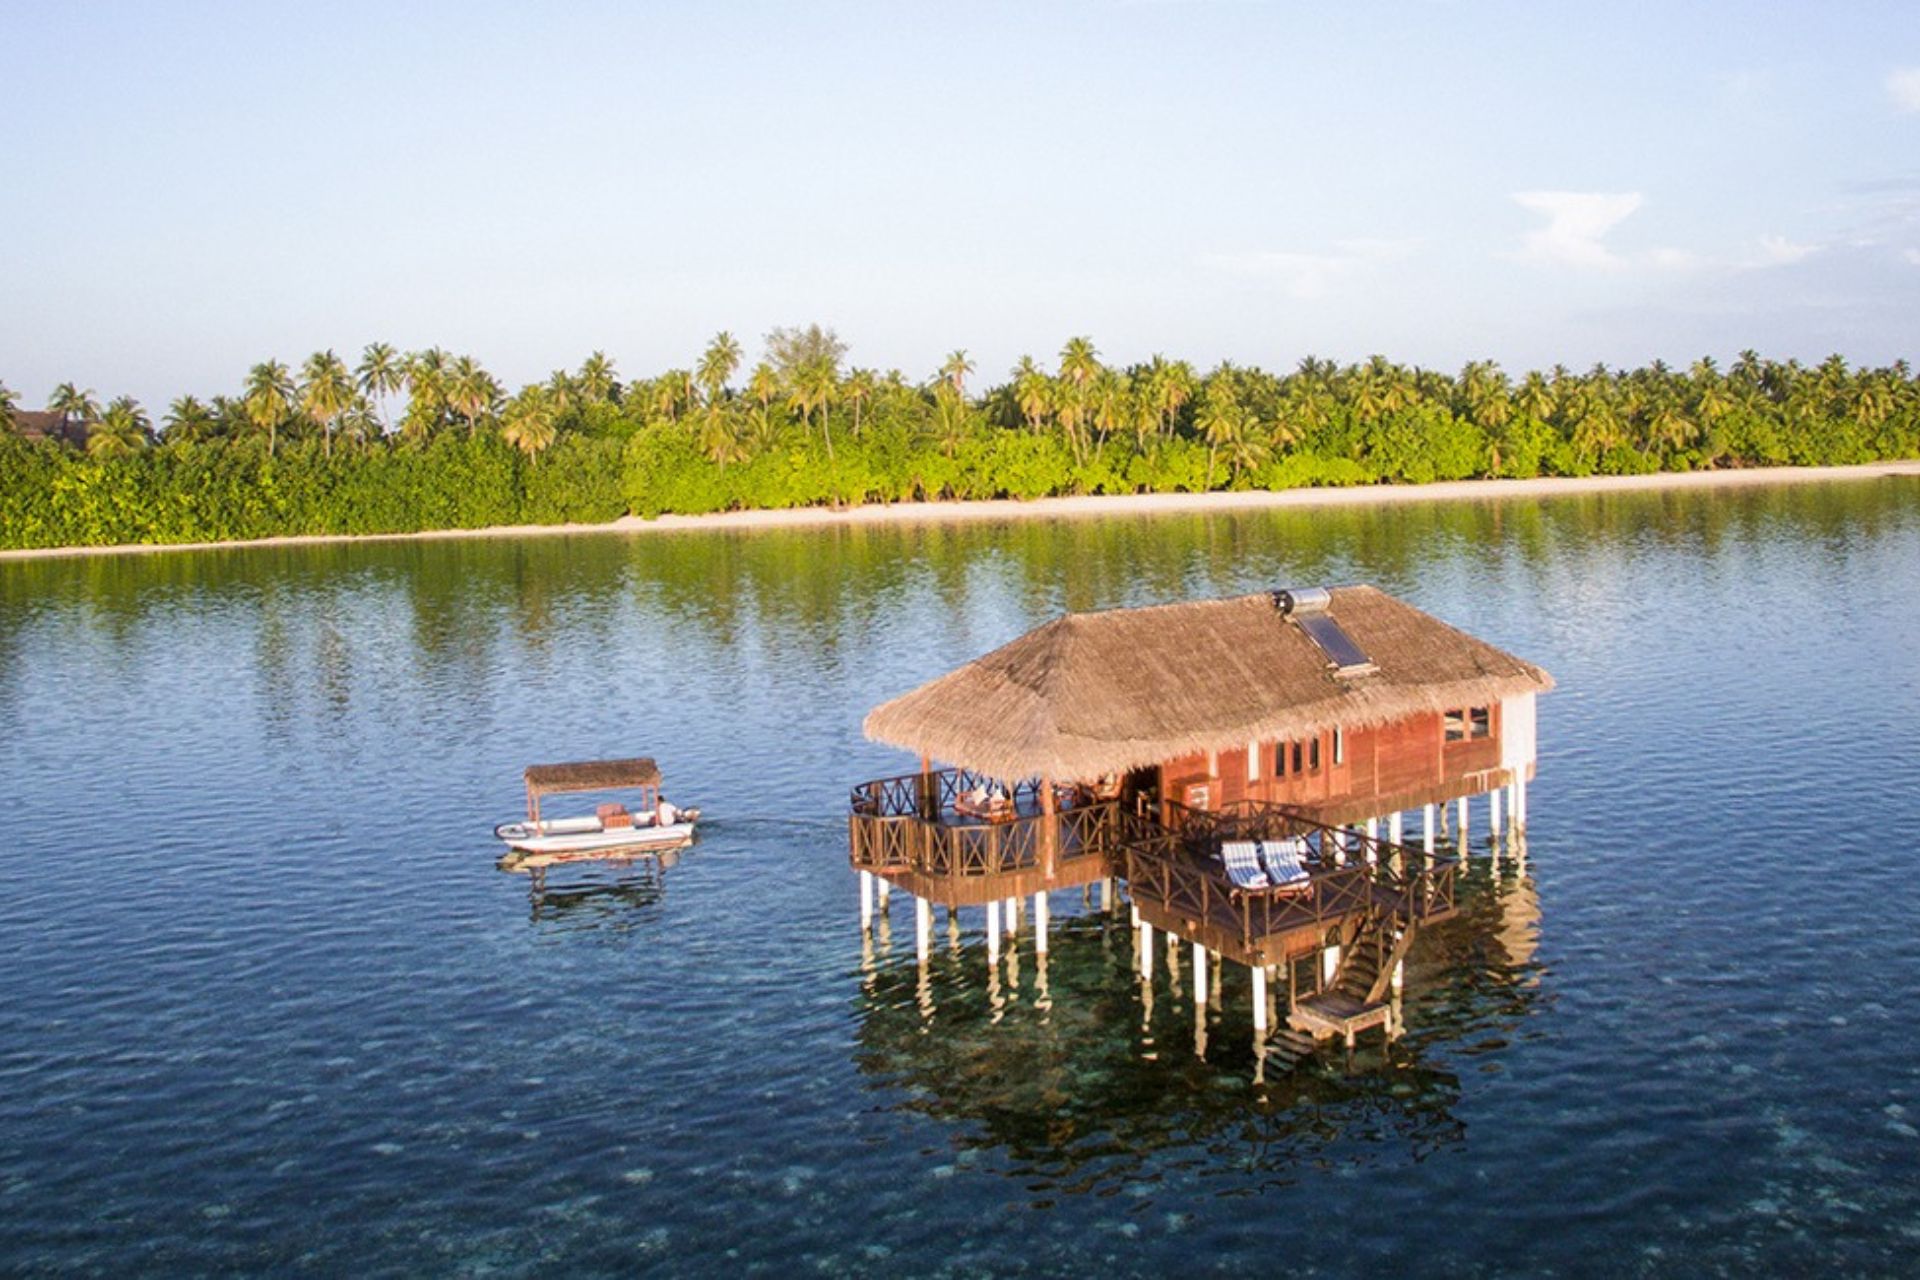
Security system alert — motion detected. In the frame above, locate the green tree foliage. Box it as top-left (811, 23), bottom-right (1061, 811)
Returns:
top-left (2, 342), bottom-right (1915, 550)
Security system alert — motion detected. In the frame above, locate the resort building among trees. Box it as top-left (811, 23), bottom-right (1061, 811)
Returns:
top-left (849, 585), bottom-right (1553, 1047)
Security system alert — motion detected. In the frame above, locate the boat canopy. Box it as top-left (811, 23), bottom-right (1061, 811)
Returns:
top-left (523, 758), bottom-right (661, 821)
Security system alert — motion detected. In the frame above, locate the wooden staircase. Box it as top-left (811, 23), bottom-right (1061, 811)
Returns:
top-left (1287, 908), bottom-right (1418, 1048)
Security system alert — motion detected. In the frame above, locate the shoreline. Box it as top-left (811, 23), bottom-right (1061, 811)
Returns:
top-left (4, 460), bottom-right (1917, 562)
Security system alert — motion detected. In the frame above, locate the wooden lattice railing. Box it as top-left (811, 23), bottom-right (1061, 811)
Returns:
top-left (848, 768), bottom-right (1119, 883)
top-left (1125, 801), bottom-right (1457, 952)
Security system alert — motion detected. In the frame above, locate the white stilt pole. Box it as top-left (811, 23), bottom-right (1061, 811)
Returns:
top-left (1098, 878), bottom-right (1110, 912)
top-left (1365, 816), bottom-right (1378, 841)
top-left (915, 896), bottom-right (931, 962)
top-left (859, 870), bottom-right (874, 931)
top-left (1423, 803), bottom-right (1435, 854)
top-left (1252, 964), bottom-right (1268, 1031)
top-left (1392, 956), bottom-right (1405, 994)
top-left (986, 901), bottom-right (1001, 961)
top-left (1388, 811), bottom-right (1403, 845)
top-left (1490, 784), bottom-right (1503, 836)
top-left (1363, 817), bottom-right (1378, 865)
top-left (1034, 892), bottom-right (1049, 955)
top-left (1193, 944), bottom-right (1209, 1005)
top-left (1004, 895), bottom-right (1018, 937)
top-left (1139, 920), bottom-right (1154, 980)
top-left (876, 876), bottom-right (890, 912)
top-left (1457, 795), bottom-right (1470, 847)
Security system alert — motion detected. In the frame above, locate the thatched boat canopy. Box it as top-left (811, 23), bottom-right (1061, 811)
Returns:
top-left (864, 586), bottom-right (1553, 782)
top-left (524, 758), bottom-right (661, 797)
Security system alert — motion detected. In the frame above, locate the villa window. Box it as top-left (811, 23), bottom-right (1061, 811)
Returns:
top-left (1444, 709), bottom-right (1467, 742)
top-left (1470, 706), bottom-right (1492, 739)
top-left (1333, 726), bottom-right (1345, 765)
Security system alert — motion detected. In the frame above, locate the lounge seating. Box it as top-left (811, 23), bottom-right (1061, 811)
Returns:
top-left (1221, 841), bottom-right (1272, 890)
top-left (954, 786), bottom-right (1016, 823)
top-left (1257, 837), bottom-right (1313, 893)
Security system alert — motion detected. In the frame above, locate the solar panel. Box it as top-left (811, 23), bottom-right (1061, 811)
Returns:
top-left (1296, 610), bottom-right (1375, 676)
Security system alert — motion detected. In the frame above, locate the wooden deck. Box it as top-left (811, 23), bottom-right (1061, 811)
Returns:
top-left (1121, 804), bottom-right (1457, 968)
top-left (1290, 991), bottom-right (1394, 1047)
top-left (848, 769), bottom-right (1121, 906)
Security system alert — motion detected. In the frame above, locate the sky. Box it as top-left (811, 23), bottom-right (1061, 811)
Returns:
top-left (3, 1), bottom-right (1918, 410)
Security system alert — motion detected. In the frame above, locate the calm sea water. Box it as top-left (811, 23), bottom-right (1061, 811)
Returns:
top-left (4, 481), bottom-right (1919, 1277)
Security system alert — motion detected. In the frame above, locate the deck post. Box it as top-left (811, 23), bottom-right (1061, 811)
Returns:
top-left (1098, 878), bottom-right (1110, 912)
top-left (1457, 796), bottom-right (1470, 848)
top-left (1004, 895), bottom-right (1019, 936)
top-left (1034, 891), bottom-right (1049, 955)
top-left (1252, 964), bottom-right (1268, 1031)
top-left (1039, 775), bottom-right (1059, 879)
top-left (1490, 784), bottom-right (1503, 838)
top-left (986, 900), bottom-right (1001, 961)
top-left (1139, 920), bottom-right (1154, 980)
top-left (1423, 803), bottom-right (1435, 854)
top-left (877, 876), bottom-right (891, 913)
top-left (1363, 818), bottom-right (1378, 865)
top-left (859, 870), bottom-right (874, 931)
top-left (1388, 811), bottom-right (1403, 845)
top-left (915, 896), bottom-right (931, 963)
top-left (1192, 943), bottom-right (1209, 1005)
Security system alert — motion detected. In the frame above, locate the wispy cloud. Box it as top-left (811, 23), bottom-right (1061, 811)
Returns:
top-left (1905, 248), bottom-right (1920, 266)
top-left (1511, 191), bottom-right (1816, 274)
top-left (1200, 238), bottom-right (1417, 299)
top-left (1511, 191), bottom-right (1644, 269)
top-left (1889, 67), bottom-right (1920, 113)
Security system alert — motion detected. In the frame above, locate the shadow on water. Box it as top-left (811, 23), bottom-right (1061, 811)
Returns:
top-left (846, 855), bottom-right (1548, 1197)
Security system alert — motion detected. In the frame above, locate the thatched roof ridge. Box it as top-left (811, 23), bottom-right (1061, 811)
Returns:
top-left (525, 757), bottom-right (660, 795)
top-left (863, 586), bottom-right (1553, 781)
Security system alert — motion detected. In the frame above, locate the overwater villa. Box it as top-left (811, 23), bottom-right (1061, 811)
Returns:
top-left (848, 585), bottom-right (1553, 1047)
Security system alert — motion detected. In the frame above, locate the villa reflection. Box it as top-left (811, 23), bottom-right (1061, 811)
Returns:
top-left (849, 852), bottom-right (1545, 1188)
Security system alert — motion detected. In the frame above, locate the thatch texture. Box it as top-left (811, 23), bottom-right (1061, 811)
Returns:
top-left (525, 758), bottom-right (660, 795)
top-left (864, 586), bottom-right (1553, 782)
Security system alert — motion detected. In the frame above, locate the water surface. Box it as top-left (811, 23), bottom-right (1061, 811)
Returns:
top-left (4, 480), bottom-right (1919, 1275)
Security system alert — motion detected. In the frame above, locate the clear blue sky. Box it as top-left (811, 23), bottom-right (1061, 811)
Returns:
top-left (4, 1), bottom-right (1917, 410)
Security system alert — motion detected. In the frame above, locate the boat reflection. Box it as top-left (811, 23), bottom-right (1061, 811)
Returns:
top-left (849, 858), bottom-right (1546, 1189)
top-left (522, 852), bottom-right (679, 930)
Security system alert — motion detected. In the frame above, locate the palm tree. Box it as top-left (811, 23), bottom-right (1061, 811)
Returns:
top-left (501, 388), bottom-right (559, 460)
top-left (403, 349), bottom-right (450, 443)
top-left (356, 342), bottom-right (405, 433)
top-left (164, 395), bottom-right (217, 442)
top-left (697, 332), bottom-right (743, 408)
top-left (843, 368), bottom-right (876, 437)
top-left (244, 360), bottom-right (295, 456)
top-left (300, 349), bottom-right (354, 458)
top-left (789, 357), bottom-right (838, 462)
top-left (1012, 356), bottom-right (1052, 433)
top-left (578, 351), bottom-right (617, 404)
top-left (0, 380), bottom-right (17, 434)
top-left (1197, 383), bottom-right (1246, 489)
top-left (48, 383), bottom-right (100, 438)
top-left (87, 399), bottom-right (150, 456)
top-left (697, 403), bottom-right (749, 469)
top-left (448, 355), bottom-right (497, 436)
top-left (940, 350), bottom-right (975, 400)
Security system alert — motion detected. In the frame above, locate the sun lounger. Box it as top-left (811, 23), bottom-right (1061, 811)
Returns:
top-left (1221, 841), bottom-right (1272, 891)
top-left (1257, 837), bottom-right (1313, 893)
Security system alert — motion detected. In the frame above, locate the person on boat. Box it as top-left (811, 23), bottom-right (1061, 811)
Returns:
top-left (657, 798), bottom-right (677, 827)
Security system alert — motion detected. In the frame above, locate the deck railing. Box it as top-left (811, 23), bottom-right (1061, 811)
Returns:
top-left (848, 768), bottom-right (1119, 883)
top-left (1125, 801), bottom-right (1457, 953)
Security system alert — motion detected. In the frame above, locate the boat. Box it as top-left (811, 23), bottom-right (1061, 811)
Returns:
top-left (495, 757), bottom-right (701, 870)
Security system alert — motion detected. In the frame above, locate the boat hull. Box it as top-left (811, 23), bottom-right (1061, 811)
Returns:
top-left (494, 813), bottom-right (699, 871)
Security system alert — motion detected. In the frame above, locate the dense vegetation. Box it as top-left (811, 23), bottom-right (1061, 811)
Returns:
top-left (2, 331), bottom-right (1916, 550)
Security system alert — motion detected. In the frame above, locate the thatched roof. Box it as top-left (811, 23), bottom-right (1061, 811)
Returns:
top-left (524, 758), bottom-right (660, 795)
top-left (864, 586), bottom-right (1553, 782)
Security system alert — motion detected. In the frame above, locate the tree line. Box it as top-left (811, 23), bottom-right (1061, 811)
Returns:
top-left (2, 330), bottom-right (1915, 548)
